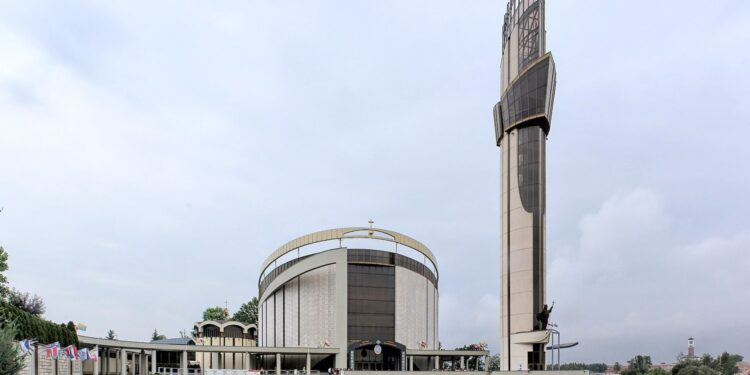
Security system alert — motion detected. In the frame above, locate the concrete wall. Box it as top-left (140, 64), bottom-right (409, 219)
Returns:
top-left (18, 348), bottom-right (84, 375)
top-left (283, 278), bottom-right (299, 347)
top-left (394, 267), bottom-right (438, 350)
top-left (260, 264), bottom-right (337, 348)
top-left (298, 264), bottom-right (336, 347)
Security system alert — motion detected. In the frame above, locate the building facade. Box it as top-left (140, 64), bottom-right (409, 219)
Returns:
top-left (193, 320), bottom-right (258, 371)
top-left (492, 0), bottom-right (557, 371)
top-left (257, 227), bottom-right (439, 371)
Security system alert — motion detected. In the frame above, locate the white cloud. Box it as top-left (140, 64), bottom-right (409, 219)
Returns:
top-left (550, 188), bottom-right (750, 364)
top-left (440, 292), bottom-right (499, 351)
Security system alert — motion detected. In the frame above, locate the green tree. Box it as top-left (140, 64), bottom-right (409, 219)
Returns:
top-left (715, 352), bottom-right (742, 375)
top-left (106, 329), bottom-right (117, 340)
top-left (614, 362), bottom-right (622, 372)
top-left (0, 246), bottom-right (9, 299)
top-left (673, 360), bottom-right (700, 375)
top-left (488, 354), bottom-right (501, 371)
top-left (203, 306), bottom-right (227, 321)
top-left (0, 322), bottom-right (25, 375)
top-left (559, 363), bottom-right (589, 370)
top-left (7, 289), bottom-right (45, 316)
top-left (622, 355), bottom-right (652, 375)
top-left (677, 365), bottom-right (720, 375)
top-left (232, 298), bottom-right (258, 325)
top-left (589, 363), bottom-right (609, 373)
top-left (151, 329), bottom-right (166, 341)
top-left (650, 368), bottom-right (669, 375)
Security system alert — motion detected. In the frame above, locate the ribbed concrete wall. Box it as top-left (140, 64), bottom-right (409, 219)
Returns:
top-left (299, 264), bottom-right (336, 347)
top-left (395, 267), bottom-right (437, 349)
top-left (261, 264), bottom-right (337, 348)
top-left (275, 291), bottom-right (284, 346)
top-left (284, 277), bottom-right (299, 346)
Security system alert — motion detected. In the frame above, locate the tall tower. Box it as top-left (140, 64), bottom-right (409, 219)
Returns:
top-left (687, 337), bottom-right (695, 358)
top-left (493, 0), bottom-right (556, 371)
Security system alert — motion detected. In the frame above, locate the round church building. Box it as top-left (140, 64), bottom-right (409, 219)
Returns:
top-left (258, 227), bottom-right (439, 371)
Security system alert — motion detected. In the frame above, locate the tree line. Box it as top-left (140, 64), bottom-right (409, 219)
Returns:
top-left (616, 353), bottom-right (743, 375)
top-left (200, 297), bottom-right (258, 325)
top-left (0, 246), bottom-right (80, 374)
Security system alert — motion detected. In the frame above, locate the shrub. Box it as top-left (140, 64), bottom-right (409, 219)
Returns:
top-left (0, 300), bottom-right (78, 346)
top-left (0, 321), bottom-right (25, 375)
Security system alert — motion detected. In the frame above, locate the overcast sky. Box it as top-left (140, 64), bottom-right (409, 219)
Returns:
top-left (1, 0), bottom-right (749, 365)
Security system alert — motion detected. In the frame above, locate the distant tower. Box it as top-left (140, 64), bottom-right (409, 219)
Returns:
top-left (687, 337), bottom-right (695, 358)
top-left (493, 0), bottom-right (557, 371)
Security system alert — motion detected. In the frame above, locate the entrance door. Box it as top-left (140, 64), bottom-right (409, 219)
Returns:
top-left (350, 344), bottom-right (402, 371)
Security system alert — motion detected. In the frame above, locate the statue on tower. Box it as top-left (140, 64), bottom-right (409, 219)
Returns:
top-left (535, 302), bottom-right (554, 330)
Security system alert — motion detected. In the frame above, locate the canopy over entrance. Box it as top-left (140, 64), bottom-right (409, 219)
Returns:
top-left (347, 340), bottom-right (406, 371)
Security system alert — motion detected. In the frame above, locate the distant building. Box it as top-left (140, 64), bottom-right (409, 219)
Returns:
top-left (680, 337), bottom-right (699, 361)
top-left (193, 320), bottom-right (258, 371)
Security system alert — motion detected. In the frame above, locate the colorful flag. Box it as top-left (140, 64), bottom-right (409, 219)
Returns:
top-left (78, 348), bottom-right (89, 361)
top-left (75, 323), bottom-right (87, 332)
top-left (89, 349), bottom-right (99, 362)
top-left (20, 339), bottom-right (36, 353)
top-left (45, 342), bottom-right (60, 358)
top-left (64, 345), bottom-right (78, 360)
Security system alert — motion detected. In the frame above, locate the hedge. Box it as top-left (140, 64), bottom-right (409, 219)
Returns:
top-left (0, 300), bottom-right (78, 346)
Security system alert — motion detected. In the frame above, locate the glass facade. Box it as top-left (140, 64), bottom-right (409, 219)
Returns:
top-left (347, 264), bottom-right (396, 342)
top-left (500, 57), bottom-right (549, 129)
top-left (348, 248), bottom-right (437, 287)
top-left (518, 2), bottom-right (541, 71)
top-left (517, 126), bottom-right (541, 212)
top-left (494, 55), bottom-right (555, 145)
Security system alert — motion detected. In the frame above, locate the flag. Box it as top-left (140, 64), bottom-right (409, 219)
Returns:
top-left (89, 349), bottom-right (99, 362)
top-left (78, 348), bottom-right (89, 361)
top-left (64, 345), bottom-right (78, 360)
top-left (45, 342), bottom-right (60, 358)
top-left (20, 339), bottom-right (36, 353)
top-left (75, 323), bottom-right (87, 332)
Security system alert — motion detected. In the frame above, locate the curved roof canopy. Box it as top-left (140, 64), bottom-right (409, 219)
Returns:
top-left (260, 227), bottom-right (438, 278)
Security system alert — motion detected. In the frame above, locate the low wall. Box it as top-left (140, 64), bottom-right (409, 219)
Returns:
top-left (18, 346), bottom-right (84, 375)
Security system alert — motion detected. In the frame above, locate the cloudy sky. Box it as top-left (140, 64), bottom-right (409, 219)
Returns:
top-left (1, 0), bottom-right (749, 365)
